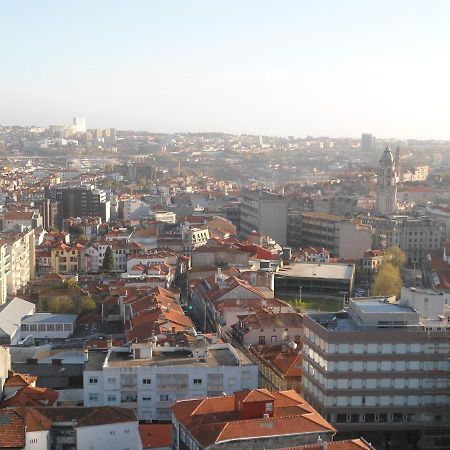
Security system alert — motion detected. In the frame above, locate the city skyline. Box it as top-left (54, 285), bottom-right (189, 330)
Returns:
top-left (2, 1), bottom-right (450, 139)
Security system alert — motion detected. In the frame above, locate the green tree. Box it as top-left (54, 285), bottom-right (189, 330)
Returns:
top-left (68, 225), bottom-right (85, 239)
top-left (371, 262), bottom-right (403, 298)
top-left (384, 246), bottom-right (406, 268)
top-left (80, 296), bottom-right (97, 314)
top-left (102, 246), bottom-right (114, 272)
top-left (46, 295), bottom-right (74, 313)
top-left (290, 298), bottom-right (306, 311)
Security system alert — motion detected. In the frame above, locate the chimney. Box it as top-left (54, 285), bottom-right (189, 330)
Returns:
top-left (84, 350), bottom-right (89, 362)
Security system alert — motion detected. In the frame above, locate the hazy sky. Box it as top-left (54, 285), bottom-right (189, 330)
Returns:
top-left (2, 1), bottom-right (450, 138)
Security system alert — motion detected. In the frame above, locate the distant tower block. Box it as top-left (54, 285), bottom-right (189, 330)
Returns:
top-left (361, 133), bottom-right (374, 152)
top-left (73, 117), bottom-right (86, 133)
top-left (375, 145), bottom-right (397, 216)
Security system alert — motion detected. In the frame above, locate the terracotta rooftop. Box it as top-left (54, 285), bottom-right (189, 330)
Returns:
top-left (172, 389), bottom-right (335, 448)
top-left (280, 438), bottom-right (372, 449)
top-left (139, 423), bottom-right (172, 449)
top-left (0, 410), bottom-right (25, 449)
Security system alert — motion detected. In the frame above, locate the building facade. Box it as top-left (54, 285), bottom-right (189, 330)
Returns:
top-left (301, 298), bottom-right (450, 450)
top-left (240, 189), bottom-right (289, 246)
top-left (84, 342), bottom-right (258, 421)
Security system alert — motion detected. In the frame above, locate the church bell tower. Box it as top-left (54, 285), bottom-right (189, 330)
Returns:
top-left (375, 145), bottom-right (397, 216)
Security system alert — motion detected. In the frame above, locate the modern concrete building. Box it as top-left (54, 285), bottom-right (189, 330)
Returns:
top-left (275, 262), bottom-right (355, 298)
top-left (301, 296), bottom-right (450, 450)
top-left (0, 229), bottom-right (36, 300)
top-left (297, 211), bottom-right (372, 258)
top-left (240, 189), bottom-right (289, 245)
top-left (46, 184), bottom-right (110, 225)
top-left (83, 341), bottom-right (258, 421)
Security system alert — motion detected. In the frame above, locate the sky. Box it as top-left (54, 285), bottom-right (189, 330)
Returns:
top-left (1, 0), bottom-right (450, 139)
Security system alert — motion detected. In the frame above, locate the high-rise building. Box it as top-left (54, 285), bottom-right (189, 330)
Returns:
top-left (72, 117), bottom-right (86, 133)
top-left (46, 185), bottom-right (110, 226)
top-left (361, 133), bottom-right (374, 152)
top-left (375, 145), bottom-right (397, 216)
top-left (240, 189), bottom-right (288, 245)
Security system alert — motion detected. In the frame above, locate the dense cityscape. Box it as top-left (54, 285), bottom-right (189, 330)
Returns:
top-left (0, 117), bottom-right (447, 449)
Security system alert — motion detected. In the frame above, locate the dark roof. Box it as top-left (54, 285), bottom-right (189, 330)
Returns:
top-left (36, 406), bottom-right (137, 427)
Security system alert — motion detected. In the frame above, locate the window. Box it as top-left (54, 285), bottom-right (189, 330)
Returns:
top-left (160, 394), bottom-right (169, 401)
top-left (266, 402), bottom-right (273, 412)
top-left (89, 378), bottom-right (98, 384)
top-left (124, 429), bottom-right (130, 434)
top-left (63, 323), bottom-right (72, 331)
top-left (110, 431), bottom-right (115, 435)
top-left (89, 393), bottom-right (99, 401)
top-left (29, 324), bottom-right (38, 331)
top-left (38, 324), bottom-right (46, 331)
top-left (193, 378), bottom-right (202, 384)
top-left (46, 323), bottom-right (55, 331)
top-left (55, 324), bottom-right (63, 331)
top-left (258, 336), bottom-right (266, 345)
top-left (142, 396), bottom-right (151, 401)
top-left (107, 394), bottom-right (116, 401)
top-left (143, 378), bottom-right (151, 384)
top-left (271, 336), bottom-right (277, 343)
top-left (107, 377), bottom-right (116, 384)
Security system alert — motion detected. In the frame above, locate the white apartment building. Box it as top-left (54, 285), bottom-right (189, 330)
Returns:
top-left (0, 241), bottom-right (10, 305)
top-left (0, 230), bottom-right (35, 302)
top-left (83, 342), bottom-right (258, 421)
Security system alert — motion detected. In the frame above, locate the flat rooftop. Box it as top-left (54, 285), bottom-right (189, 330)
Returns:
top-left (85, 346), bottom-right (253, 371)
top-left (22, 313), bottom-right (78, 324)
top-left (277, 262), bottom-right (354, 280)
top-left (353, 299), bottom-right (416, 314)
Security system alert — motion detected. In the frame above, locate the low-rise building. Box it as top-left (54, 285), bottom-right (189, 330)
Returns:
top-left (20, 313), bottom-right (77, 341)
top-left (232, 311), bottom-right (303, 347)
top-left (171, 388), bottom-right (336, 450)
top-left (275, 262), bottom-right (355, 298)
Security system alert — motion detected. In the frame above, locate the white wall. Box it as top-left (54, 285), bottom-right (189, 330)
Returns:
top-left (77, 422), bottom-right (142, 450)
top-left (25, 430), bottom-right (50, 450)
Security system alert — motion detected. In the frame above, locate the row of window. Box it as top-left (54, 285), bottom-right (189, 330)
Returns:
top-left (22, 323), bottom-right (72, 332)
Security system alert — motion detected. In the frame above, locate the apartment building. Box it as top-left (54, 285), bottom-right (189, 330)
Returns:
top-left (83, 341), bottom-right (258, 421)
top-left (240, 189), bottom-right (289, 245)
top-left (0, 230), bottom-right (35, 300)
top-left (297, 211), bottom-right (372, 259)
top-left (46, 184), bottom-right (110, 224)
top-left (301, 296), bottom-right (450, 450)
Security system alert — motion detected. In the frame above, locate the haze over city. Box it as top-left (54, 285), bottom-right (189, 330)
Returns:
top-left (2, 0), bottom-right (450, 139)
top-left (0, 2), bottom-right (449, 450)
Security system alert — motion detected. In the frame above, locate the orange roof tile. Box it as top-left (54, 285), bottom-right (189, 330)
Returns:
top-left (139, 423), bottom-right (172, 449)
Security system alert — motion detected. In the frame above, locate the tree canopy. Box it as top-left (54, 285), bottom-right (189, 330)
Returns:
top-left (102, 246), bottom-right (114, 272)
top-left (384, 246), bottom-right (407, 268)
top-left (371, 262), bottom-right (402, 298)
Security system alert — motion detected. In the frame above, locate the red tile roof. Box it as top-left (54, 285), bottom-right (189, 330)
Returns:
top-left (172, 389), bottom-right (335, 448)
top-left (0, 410), bottom-right (25, 448)
top-left (139, 423), bottom-right (172, 449)
top-left (4, 372), bottom-right (37, 388)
